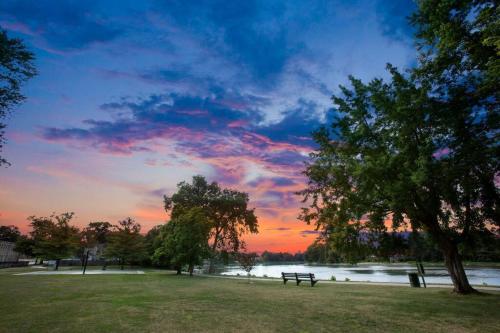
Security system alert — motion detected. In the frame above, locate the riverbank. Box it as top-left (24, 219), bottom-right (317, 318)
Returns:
top-left (202, 273), bottom-right (500, 291)
top-left (1, 267), bottom-right (500, 332)
top-left (221, 262), bottom-right (500, 287)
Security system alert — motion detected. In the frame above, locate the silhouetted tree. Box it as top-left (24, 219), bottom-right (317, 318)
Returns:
top-left (0, 28), bottom-right (37, 166)
top-left (0, 225), bottom-right (21, 241)
top-left (235, 252), bottom-right (257, 283)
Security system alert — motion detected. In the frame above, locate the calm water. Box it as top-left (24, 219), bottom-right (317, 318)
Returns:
top-left (221, 263), bottom-right (500, 286)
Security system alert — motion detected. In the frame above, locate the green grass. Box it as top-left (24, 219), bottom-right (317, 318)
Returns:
top-left (1, 268), bottom-right (499, 333)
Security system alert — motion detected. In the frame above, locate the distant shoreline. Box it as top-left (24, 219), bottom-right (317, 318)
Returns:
top-left (251, 261), bottom-right (500, 268)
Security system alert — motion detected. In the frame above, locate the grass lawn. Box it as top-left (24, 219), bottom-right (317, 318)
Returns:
top-left (1, 267), bottom-right (499, 333)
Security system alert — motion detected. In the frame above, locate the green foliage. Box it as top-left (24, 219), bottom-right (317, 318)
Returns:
top-left (164, 175), bottom-right (258, 254)
top-left (0, 225), bottom-right (21, 242)
top-left (28, 213), bottom-right (81, 265)
top-left (300, 0), bottom-right (498, 293)
top-left (14, 235), bottom-right (35, 257)
top-left (0, 28), bottom-right (37, 166)
top-left (105, 217), bottom-right (147, 269)
top-left (82, 221), bottom-right (112, 247)
top-left (144, 225), bottom-right (163, 265)
top-left (304, 240), bottom-right (338, 263)
top-left (153, 208), bottom-right (210, 275)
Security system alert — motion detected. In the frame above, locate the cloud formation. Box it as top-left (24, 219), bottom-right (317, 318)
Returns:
top-left (1, 0), bottom-right (417, 251)
top-left (0, 0), bottom-right (126, 51)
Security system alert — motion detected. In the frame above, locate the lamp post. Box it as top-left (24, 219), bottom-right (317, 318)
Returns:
top-left (82, 250), bottom-right (89, 275)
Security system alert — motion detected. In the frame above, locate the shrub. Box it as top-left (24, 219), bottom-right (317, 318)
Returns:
top-left (330, 275), bottom-right (336, 281)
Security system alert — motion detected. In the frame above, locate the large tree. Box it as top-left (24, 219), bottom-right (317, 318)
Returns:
top-left (105, 218), bottom-right (147, 270)
top-left (153, 208), bottom-right (210, 275)
top-left (164, 175), bottom-right (258, 272)
top-left (300, 0), bottom-right (498, 294)
top-left (0, 28), bottom-right (37, 166)
top-left (28, 213), bottom-right (81, 270)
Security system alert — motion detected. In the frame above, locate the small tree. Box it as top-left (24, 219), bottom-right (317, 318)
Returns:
top-left (153, 208), bottom-right (210, 275)
top-left (0, 225), bottom-right (21, 242)
top-left (105, 218), bottom-right (146, 270)
top-left (29, 213), bottom-right (81, 270)
top-left (235, 252), bottom-right (257, 283)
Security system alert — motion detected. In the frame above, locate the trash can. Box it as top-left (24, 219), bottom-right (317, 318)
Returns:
top-left (408, 273), bottom-right (421, 287)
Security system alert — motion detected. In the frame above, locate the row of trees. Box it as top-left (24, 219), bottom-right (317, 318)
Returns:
top-left (304, 232), bottom-right (443, 264)
top-left (7, 176), bottom-right (259, 274)
top-left (11, 214), bottom-right (147, 270)
top-left (260, 251), bottom-right (305, 262)
top-left (300, 0), bottom-right (499, 294)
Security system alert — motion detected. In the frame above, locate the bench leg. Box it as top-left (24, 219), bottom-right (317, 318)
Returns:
top-left (283, 278), bottom-right (287, 285)
top-left (296, 280), bottom-right (301, 286)
top-left (311, 280), bottom-right (318, 287)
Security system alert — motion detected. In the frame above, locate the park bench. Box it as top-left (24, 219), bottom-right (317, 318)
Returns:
top-left (281, 272), bottom-right (318, 287)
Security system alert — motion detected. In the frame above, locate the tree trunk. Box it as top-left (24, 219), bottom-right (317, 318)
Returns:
top-left (208, 230), bottom-right (220, 274)
top-left (55, 259), bottom-right (60, 271)
top-left (441, 240), bottom-right (477, 294)
top-left (120, 259), bottom-right (124, 270)
top-left (176, 267), bottom-right (181, 275)
top-left (416, 210), bottom-right (477, 295)
top-left (188, 264), bottom-right (194, 276)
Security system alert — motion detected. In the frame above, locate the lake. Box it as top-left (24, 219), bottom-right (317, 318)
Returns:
top-left (221, 263), bottom-right (500, 286)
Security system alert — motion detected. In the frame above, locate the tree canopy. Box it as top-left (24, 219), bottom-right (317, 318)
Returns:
top-left (28, 213), bottom-right (81, 270)
top-left (0, 225), bottom-right (21, 242)
top-left (153, 208), bottom-right (210, 275)
top-left (300, 0), bottom-right (498, 294)
top-left (0, 28), bottom-right (37, 166)
top-left (82, 221), bottom-right (113, 247)
top-left (164, 175), bottom-right (258, 271)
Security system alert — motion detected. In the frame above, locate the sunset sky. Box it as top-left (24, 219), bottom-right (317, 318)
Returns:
top-left (0, 0), bottom-right (416, 252)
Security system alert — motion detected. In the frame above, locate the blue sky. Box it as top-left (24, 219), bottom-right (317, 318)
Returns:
top-left (0, 0), bottom-right (417, 251)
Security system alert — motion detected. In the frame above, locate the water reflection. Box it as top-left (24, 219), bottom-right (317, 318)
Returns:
top-left (221, 263), bottom-right (500, 286)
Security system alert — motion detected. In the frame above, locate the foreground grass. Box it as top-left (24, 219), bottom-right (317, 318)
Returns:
top-left (0, 268), bottom-right (499, 333)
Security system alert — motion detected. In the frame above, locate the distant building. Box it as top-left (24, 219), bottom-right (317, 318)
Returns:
top-left (0, 241), bottom-right (20, 263)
